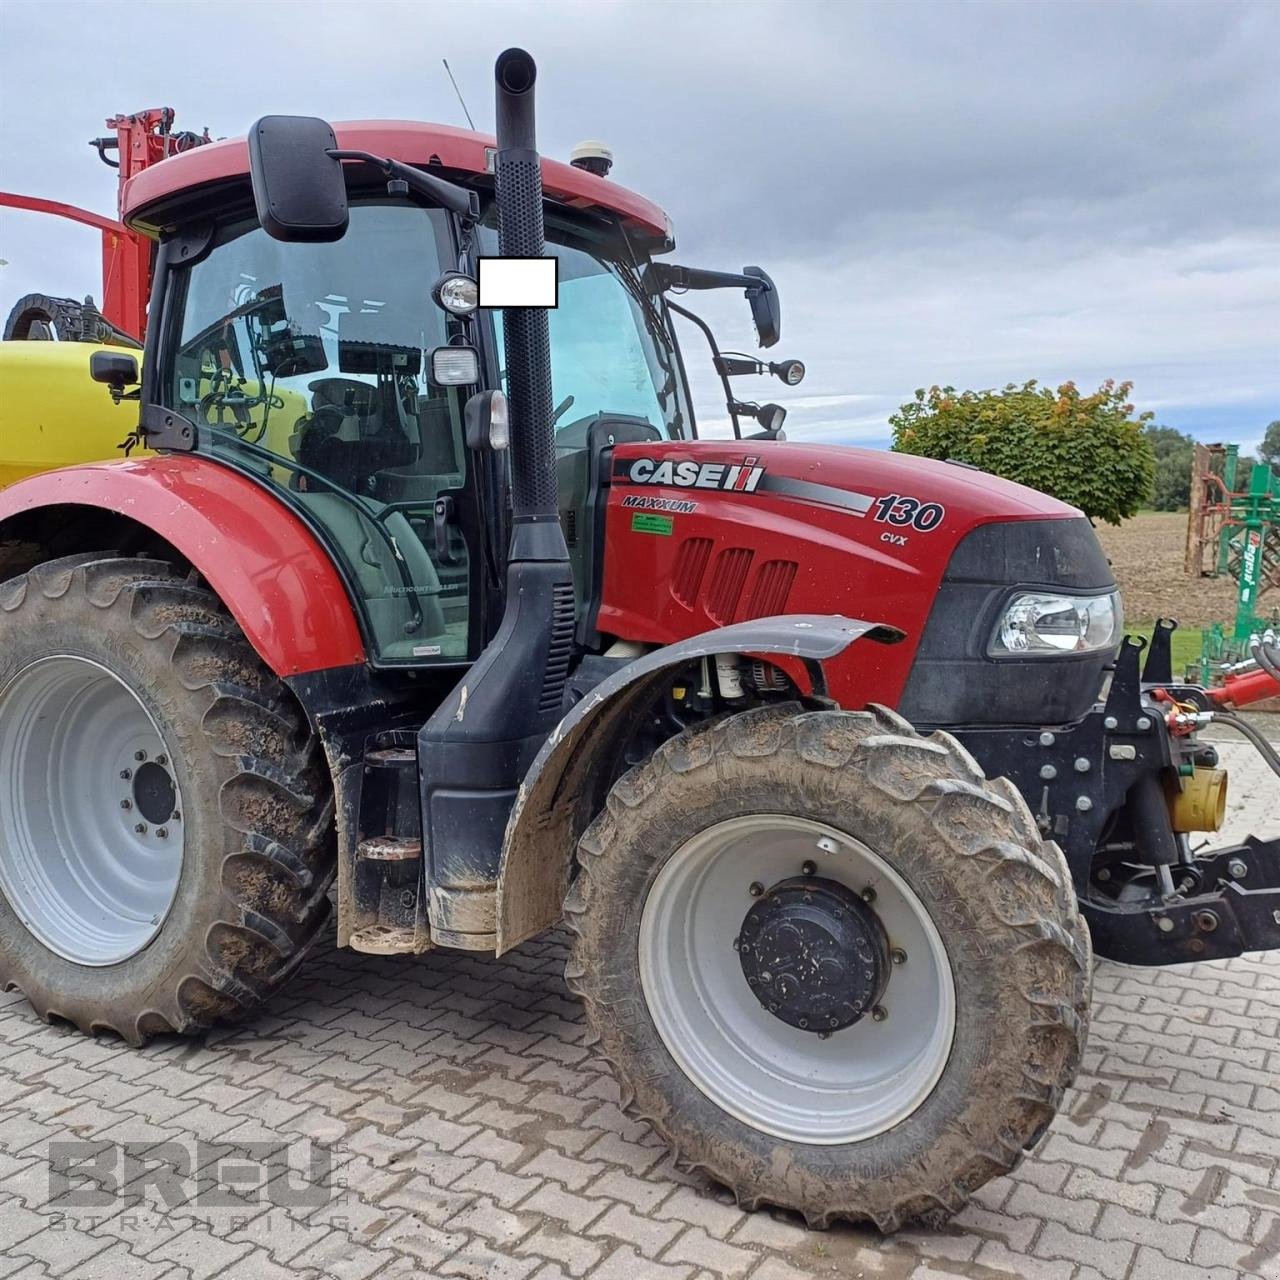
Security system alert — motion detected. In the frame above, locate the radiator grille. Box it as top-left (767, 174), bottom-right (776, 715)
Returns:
top-left (705, 548), bottom-right (754, 625)
top-left (671, 537), bottom-right (714, 608)
top-left (743, 559), bottom-right (798, 619)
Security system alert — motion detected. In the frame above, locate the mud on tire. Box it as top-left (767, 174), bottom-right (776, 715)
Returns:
top-left (0, 553), bottom-right (335, 1044)
top-left (565, 702), bottom-right (1091, 1230)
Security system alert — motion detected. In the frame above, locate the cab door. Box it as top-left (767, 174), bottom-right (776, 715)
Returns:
top-left (165, 198), bottom-right (485, 664)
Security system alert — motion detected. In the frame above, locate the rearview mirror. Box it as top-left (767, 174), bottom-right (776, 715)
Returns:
top-left (248, 116), bottom-right (349, 243)
top-left (89, 349), bottom-right (139, 403)
top-left (743, 266), bottom-right (780, 349)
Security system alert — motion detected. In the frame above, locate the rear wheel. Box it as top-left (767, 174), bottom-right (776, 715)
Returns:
top-left (566, 703), bottom-right (1090, 1230)
top-left (0, 553), bottom-right (336, 1043)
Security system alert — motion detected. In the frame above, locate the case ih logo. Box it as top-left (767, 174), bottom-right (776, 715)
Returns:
top-left (623, 457), bottom-right (765, 492)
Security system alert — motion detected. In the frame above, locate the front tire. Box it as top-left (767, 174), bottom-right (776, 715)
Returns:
top-left (565, 703), bottom-right (1090, 1230)
top-left (0, 553), bottom-right (336, 1044)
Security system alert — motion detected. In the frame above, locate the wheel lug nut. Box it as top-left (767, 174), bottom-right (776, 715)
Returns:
top-left (156, 755), bottom-right (167, 767)
top-left (120, 799), bottom-right (132, 810)
top-left (891, 948), bottom-right (907, 966)
top-left (862, 887), bottom-right (877, 903)
top-left (135, 823), bottom-right (147, 835)
top-left (120, 769), bottom-right (132, 781)
top-left (748, 881), bottom-right (764, 897)
top-left (872, 1005), bottom-right (888, 1022)
top-left (801, 860), bottom-right (816, 877)
top-left (157, 828), bottom-right (169, 839)
top-left (135, 750), bottom-right (147, 762)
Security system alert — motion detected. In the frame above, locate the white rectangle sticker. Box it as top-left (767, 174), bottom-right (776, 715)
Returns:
top-left (478, 256), bottom-right (558, 308)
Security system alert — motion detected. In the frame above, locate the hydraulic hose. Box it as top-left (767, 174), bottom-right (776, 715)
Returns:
top-left (1211, 709), bottom-right (1280, 781)
top-left (1250, 633), bottom-right (1280, 684)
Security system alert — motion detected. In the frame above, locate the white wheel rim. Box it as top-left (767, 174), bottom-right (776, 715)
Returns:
top-left (638, 814), bottom-right (956, 1144)
top-left (0, 655), bottom-right (186, 966)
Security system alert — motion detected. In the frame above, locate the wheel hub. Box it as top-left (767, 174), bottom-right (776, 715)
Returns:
top-left (735, 876), bottom-right (890, 1033)
top-left (132, 760), bottom-right (177, 826)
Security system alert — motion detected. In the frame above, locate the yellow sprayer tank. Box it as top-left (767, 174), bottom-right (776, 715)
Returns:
top-left (0, 341), bottom-right (151, 488)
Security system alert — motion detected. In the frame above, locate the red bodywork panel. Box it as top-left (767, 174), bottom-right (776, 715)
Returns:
top-left (122, 122), bottom-right (670, 242)
top-left (0, 457), bottom-right (365, 676)
top-left (599, 441), bottom-right (1083, 708)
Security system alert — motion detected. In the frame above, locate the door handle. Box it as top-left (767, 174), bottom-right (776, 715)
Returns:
top-left (433, 496), bottom-right (459, 564)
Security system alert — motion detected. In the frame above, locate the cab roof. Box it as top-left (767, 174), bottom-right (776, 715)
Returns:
top-left (121, 120), bottom-right (672, 245)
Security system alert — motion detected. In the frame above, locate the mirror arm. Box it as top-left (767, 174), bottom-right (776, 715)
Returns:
top-left (666, 298), bottom-right (741, 440)
top-left (650, 263), bottom-right (761, 295)
top-left (714, 354), bottom-right (765, 377)
top-left (326, 149), bottom-right (481, 220)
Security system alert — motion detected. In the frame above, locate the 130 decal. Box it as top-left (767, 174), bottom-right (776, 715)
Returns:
top-left (870, 493), bottom-right (945, 531)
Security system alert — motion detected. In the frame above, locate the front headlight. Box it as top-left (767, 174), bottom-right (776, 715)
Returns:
top-left (989, 590), bottom-right (1123, 656)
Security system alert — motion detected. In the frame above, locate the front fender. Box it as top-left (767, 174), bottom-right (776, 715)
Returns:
top-left (494, 614), bottom-right (903, 952)
top-left (0, 456), bottom-right (365, 676)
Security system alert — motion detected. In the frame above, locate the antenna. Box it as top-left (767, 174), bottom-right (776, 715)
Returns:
top-left (442, 59), bottom-right (476, 131)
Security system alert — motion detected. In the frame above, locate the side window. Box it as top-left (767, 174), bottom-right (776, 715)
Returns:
top-left (171, 202), bottom-right (475, 663)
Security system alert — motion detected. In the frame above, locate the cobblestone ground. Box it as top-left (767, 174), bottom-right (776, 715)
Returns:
top-left (1, 742), bottom-right (1277, 1280)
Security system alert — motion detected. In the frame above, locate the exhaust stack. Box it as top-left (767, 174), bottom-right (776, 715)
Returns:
top-left (494, 48), bottom-right (559, 536)
top-left (417, 48), bottom-right (574, 951)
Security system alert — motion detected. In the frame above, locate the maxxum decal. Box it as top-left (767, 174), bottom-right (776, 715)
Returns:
top-left (621, 494), bottom-right (699, 514)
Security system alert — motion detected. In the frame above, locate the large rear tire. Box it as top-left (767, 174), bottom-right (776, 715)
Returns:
top-left (0, 553), bottom-right (335, 1044)
top-left (566, 702), bottom-right (1090, 1230)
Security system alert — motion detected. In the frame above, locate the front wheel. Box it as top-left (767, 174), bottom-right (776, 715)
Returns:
top-left (565, 703), bottom-right (1091, 1230)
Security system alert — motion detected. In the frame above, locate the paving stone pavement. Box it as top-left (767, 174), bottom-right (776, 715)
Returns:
top-left (1, 740), bottom-right (1277, 1280)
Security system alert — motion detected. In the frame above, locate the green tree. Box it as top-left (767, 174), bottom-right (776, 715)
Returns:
top-left (1144, 424), bottom-right (1195, 511)
top-left (1260, 419), bottom-right (1280, 471)
top-left (890, 379), bottom-right (1155, 524)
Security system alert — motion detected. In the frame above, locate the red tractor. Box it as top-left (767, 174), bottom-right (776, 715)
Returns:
top-left (2, 50), bottom-right (1278, 1230)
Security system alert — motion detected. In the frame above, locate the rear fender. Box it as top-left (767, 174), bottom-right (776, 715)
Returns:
top-left (494, 614), bottom-right (903, 952)
top-left (0, 456), bottom-right (365, 676)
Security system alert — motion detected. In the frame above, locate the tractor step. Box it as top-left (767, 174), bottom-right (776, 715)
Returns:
top-left (350, 742), bottom-right (426, 949)
top-left (348, 924), bottom-right (422, 955)
top-left (357, 835), bottom-right (422, 863)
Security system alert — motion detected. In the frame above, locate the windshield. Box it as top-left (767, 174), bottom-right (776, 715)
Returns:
top-left (483, 220), bottom-right (691, 441)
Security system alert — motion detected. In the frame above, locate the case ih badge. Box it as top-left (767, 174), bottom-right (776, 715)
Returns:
top-left (620, 455), bottom-right (766, 492)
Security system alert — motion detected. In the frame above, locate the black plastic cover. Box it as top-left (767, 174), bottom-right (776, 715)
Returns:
top-left (898, 518), bottom-right (1118, 727)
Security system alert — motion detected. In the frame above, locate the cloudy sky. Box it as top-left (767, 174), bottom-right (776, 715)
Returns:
top-left (2, 0), bottom-right (1276, 449)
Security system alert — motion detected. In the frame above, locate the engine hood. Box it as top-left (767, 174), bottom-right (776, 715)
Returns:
top-left (597, 437), bottom-right (1102, 712)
